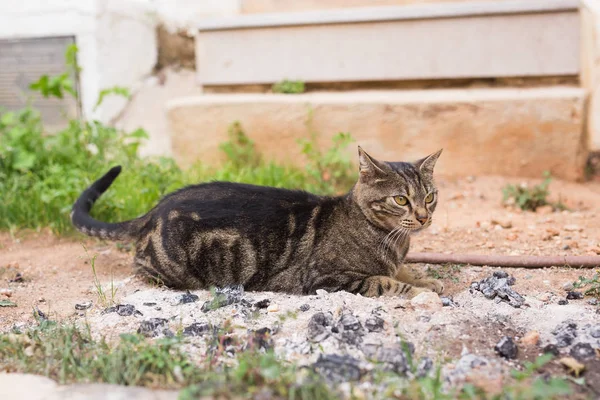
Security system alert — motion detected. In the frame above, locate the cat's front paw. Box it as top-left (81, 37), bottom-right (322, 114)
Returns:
top-left (414, 278), bottom-right (444, 294)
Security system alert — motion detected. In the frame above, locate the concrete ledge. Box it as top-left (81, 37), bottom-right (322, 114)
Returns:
top-left (196, 0), bottom-right (580, 85)
top-left (167, 88), bottom-right (587, 181)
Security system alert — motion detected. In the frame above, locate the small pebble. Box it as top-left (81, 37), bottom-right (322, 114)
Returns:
top-left (315, 289), bottom-right (329, 296)
top-left (562, 282), bottom-right (574, 291)
top-left (299, 304), bottom-right (310, 312)
top-left (587, 298), bottom-right (598, 306)
top-left (254, 299), bottom-right (271, 309)
top-left (589, 325), bottom-right (600, 338)
top-left (75, 301), bottom-right (93, 310)
top-left (267, 303), bottom-right (279, 312)
top-left (0, 289), bottom-right (13, 297)
top-left (520, 330), bottom-right (540, 346)
top-left (566, 291), bottom-right (583, 300)
top-left (569, 343), bottom-right (596, 361)
top-left (542, 344), bottom-right (560, 356)
top-left (558, 299), bottom-right (569, 305)
top-left (494, 336), bottom-right (518, 359)
top-left (410, 292), bottom-right (443, 311)
top-left (178, 291), bottom-right (199, 304)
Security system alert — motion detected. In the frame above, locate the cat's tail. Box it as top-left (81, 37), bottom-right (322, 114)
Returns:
top-left (71, 166), bottom-right (143, 241)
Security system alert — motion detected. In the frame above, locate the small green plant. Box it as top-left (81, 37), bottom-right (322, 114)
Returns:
top-left (82, 244), bottom-right (117, 306)
top-left (502, 172), bottom-right (565, 212)
top-left (426, 264), bottom-right (461, 283)
top-left (271, 79), bottom-right (305, 94)
top-left (572, 271), bottom-right (600, 298)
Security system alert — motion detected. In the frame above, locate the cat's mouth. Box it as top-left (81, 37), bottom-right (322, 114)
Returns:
top-left (401, 219), bottom-right (432, 232)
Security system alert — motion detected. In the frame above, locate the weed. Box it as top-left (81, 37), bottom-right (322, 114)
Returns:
top-left (271, 79), bottom-right (306, 94)
top-left (502, 172), bottom-right (566, 212)
top-left (82, 244), bottom-right (117, 306)
top-left (426, 264), bottom-right (461, 283)
top-left (572, 271), bottom-right (600, 298)
top-left (1, 46), bottom-right (356, 235)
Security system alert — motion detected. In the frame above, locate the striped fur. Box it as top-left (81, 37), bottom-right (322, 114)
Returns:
top-left (71, 148), bottom-right (443, 298)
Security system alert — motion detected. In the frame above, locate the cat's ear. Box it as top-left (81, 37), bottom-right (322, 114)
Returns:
top-left (414, 149), bottom-right (443, 176)
top-left (358, 146), bottom-right (387, 177)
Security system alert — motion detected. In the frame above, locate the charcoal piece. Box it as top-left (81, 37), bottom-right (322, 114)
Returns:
top-left (566, 291), bottom-right (584, 300)
top-left (334, 313), bottom-right (365, 345)
top-left (494, 336), bottom-right (518, 359)
top-left (179, 291), bottom-right (199, 304)
top-left (552, 321), bottom-right (577, 348)
top-left (183, 323), bottom-right (211, 337)
top-left (254, 299), bottom-right (270, 309)
top-left (102, 304), bottom-right (142, 317)
top-left (312, 354), bottom-right (363, 383)
top-left (440, 297), bottom-right (457, 307)
top-left (143, 302), bottom-right (156, 307)
top-left (299, 304), bottom-right (310, 312)
top-left (365, 315), bottom-right (385, 332)
top-left (362, 344), bottom-right (409, 375)
top-left (470, 272), bottom-right (524, 308)
top-left (416, 357), bottom-right (433, 378)
top-left (240, 298), bottom-right (254, 308)
top-left (201, 285), bottom-right (245, 312)
top-left (558, 299), bottom-right (569, 305)
top-left (307, 312), bottom-right (333, 342)
top-left (137, 318), bottom-right (169, 337)
top-left (34, 308), bottom-right (48, 321)
top-left (570, 343), bottom-right (596, 361)
top-left (542, 344), bottom-right (560, 356)
top-left (75, 301), bottom-right (92, 310)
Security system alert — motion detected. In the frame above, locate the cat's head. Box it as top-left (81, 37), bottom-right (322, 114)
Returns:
top-left (352, 147), bottom-right (442, 233)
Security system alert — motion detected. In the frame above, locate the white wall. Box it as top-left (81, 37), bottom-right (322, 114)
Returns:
top-left (0, 0), bottom-right (239, 123)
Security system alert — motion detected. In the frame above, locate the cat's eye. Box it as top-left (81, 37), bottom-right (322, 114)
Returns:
top-left (425, 193), bottom-right (435, 203)
top-left (394, 196), bottom-right (408, 206)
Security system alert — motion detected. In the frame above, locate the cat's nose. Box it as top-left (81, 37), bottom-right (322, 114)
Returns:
top-left (416, 215), bottom-right (428, 225)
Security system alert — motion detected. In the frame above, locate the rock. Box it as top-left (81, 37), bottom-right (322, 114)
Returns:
top-left (566, 291), bottom-right (583, 300)
top-left (334, 313), bottom-right (365, 345)
top-left (491, 218), bottom-right (512, 229)
top-left (558, 299), bottom-right (569, 305)
top-left (552, 321), bottom-right (577, 348)
top-left (416, 357), bottom-right (433, 378)
top-left (564, 224), bottom-right (582, 232)
top-left (267, 304), bottom-right (279, 313)
top-left (315, 289), bottom-right (328, 296)
top-left (182, 323), bottom-right (211, 337)
top-left (137, 318), bottom-right (171, 337)
top-left (299, 303), bottom-right (310, 312)
top-left (562, 282), bottom-right (574, 291)
top-left (0, 289), bottom-right (13, 297)
top-left (74, 301), bottom-right (92, 310)
top-left (471, 271), bottom-right (524, 308)
top-left (178, 291), bottom-right (199, 304)
top-left (201, 285), bottom-right (244, 312)
top-left (362, 344), bottom-right (410, 375)
top-left (307, 312), bottom-right (333, 342)
top-left (410, 292), bottom-right (443, 311)
top-left (364, 316), bottom-right (385, 332)
top-left (494, 336), bottom-right (518, 359)
top-left (110, 304), bottom-right (143, 317)
top-left (312, 354), bottom-right (363, 383)
top-left (254, 299), bottom-right (270, 309)
top-left (588, 298), bottom-right (599, 306)
top-left (440, 296), bottom-right (457, 307)
top-left (143, 302), bottom-right (156, 306)
top-left (569, 343), bottom-right (596, 361)
top-left (542, 344), bottom-right (560, 356)
top-left (520, 330), bottom-right (540, 346)
top-left (590, 325), bottom-right (600, 338)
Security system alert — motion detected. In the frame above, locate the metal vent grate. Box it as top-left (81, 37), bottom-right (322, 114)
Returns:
top-left (0, 36), bottom-right (81, 131)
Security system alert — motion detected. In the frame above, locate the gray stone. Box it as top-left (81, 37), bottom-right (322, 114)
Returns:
top-left (590, 324), bottom-right (600, 338)
top-left (569, 343), bottom-right (596, 361)
top-left (312, 354), bottom-right (363, 383)
top-left (307, 312), bottom-right (333, 342)
top-left (365, 315), bottom-right (385, 332)
top-left (494, 336), bottom-right (518, 359)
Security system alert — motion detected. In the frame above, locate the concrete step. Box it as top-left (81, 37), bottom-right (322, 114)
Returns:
top-left (167, 87), bottom-right (586, 181)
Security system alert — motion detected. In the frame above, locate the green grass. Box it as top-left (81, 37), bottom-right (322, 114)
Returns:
top-left (502, 172), bottom-right (567, 212)
top-left (572, 271), bottom-right (600, 298)
top-left (0, 321), bottom-right (337, 398)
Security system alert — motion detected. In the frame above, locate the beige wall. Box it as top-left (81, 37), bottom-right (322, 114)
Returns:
top-left (242, 0), bottom-right (517, 14)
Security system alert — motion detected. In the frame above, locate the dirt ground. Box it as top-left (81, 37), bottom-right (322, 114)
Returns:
top-left (1, 174), bottom-right (600, 395)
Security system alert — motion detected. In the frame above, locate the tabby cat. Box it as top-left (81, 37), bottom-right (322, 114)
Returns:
top-left (71, 147), bottom-right (443, 298)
